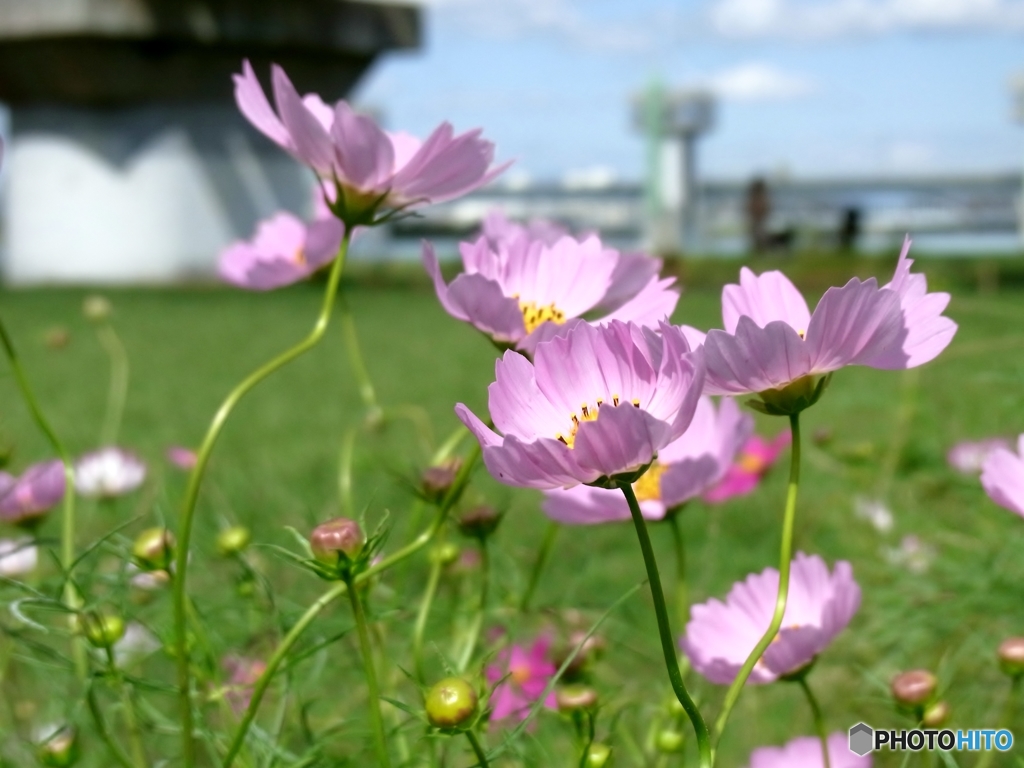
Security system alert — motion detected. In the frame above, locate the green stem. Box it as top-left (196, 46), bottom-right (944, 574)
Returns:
top-left (519, 521), bottom-right (560, 612)
top-left (348, 582), bottom-right (391, 768)
top-left (105, 647), bottom-right (147, 768)
top-left (0, 314), bottom-right (84, 679)
top-left (222, 580), bottom-right (349, 768)
top-left (86, 684), bottom-right (136, 768)
top-left (223, 446), bottom-right (479, 767)
top-left (338, 425), bottom-right (358, 516)
top-left (95, 321), bottom-right (130, 447)
top-left (713, 412), bottom-right (802, 753)
top-left (413, 555), bottom-right (444, 681)
top-left (975, 676), bottom-right (1020, 768)
top-left (339, 294), bottom-right (381, 420)
top-left (798, 676), bottom-right (830, 768)
top-left (620, 482), bottom-right (712, 768)
top-left (465, 730), bottom-right (490, 767)
top-left (668, 512), bottom-right (688, 632)
top-left (174, 234), bottom-right (350, 766)
top-left (457, 541), bottom-right (489, 673)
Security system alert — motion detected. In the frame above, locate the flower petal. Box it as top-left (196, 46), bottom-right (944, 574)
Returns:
top-left (722, 268), bottom-right (811, 334)
top-left (233, 60), bottom-right (290, 147)
top-left (271, 65), bottom-right (335, 175)
top-left (704, 318), bottom-right (813, 395)
top-left (331, 101), bottom-right (395, 191)
top-left (489, 350), bottom-right (567, 441)
top-left (804, 277), bottom-right (904, 373)
top-left (982, 444), bottom-right (1024, 518)
top-left (573, 403), bottom-right (673, 479)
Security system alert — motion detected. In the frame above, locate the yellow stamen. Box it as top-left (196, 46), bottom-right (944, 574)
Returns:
top-left (294, 248), bottom-right (307, 267)
top-left (511, 664), bottom-right (532, 685)
top-left (632, 461), bottom-right (667, 502)
top-left (519, 300), bottom-right (566, 334)
top-left (555, 401), bottom-right (601, 449)
top-left (738, 453), bottom-right (767, 474)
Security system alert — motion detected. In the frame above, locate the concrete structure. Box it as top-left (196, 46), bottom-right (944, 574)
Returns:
top-left (0, 0), bottom-right (419, 284)
top-left (633, 84), bottom-right (716, 254)
top-left (1012, 72), bottom-right (1024, 244)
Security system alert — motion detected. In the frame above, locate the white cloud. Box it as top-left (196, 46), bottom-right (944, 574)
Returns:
top-left (710, 0), bottom-right (1024, 39)
top-left (705, 62), bottom-right (816, 101)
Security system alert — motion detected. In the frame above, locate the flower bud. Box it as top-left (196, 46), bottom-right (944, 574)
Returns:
top-left (457, 505), bottom-right (502, 540)
top-left (37, 726), bottom-right (79, 767)
top-left (998, 637), bottom-right (1024, 678)
top-left (557, 630), bottom-right (606, 678)
top-left (556, 685), bottom-right (598, 712)
top-left (430, 542), bottom-right (460, 566)
top-left (584, 743), bottom-right (612, 767)
top-left (132, 527), bottom-right (175, 571)
top-left (421, 459), bottom-right (462, 502)
top-left (922, 700), bottom-right (950, 728)
top-left (425, 677), bottom-right (478, 730)
top-left (656, 729), bottom-right (684, 754)
top-left (44, 327), bottom-right (70, 350)
top-left (82, 612), bottom-right (125, 649)
top-left (755, 373), bottom-right (831, 416)
top-left (891, 669), bottom-right (937, 707)
top-left (82, 295), bottom-right (112, 322)
top-left (310, 518), bottom-right (364, 564)
top-left (216, 526), bottom-right (252, 557)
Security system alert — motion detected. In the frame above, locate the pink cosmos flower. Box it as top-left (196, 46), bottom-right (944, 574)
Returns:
top-left (423, 230), bottom-right (679, 353)
top-left (541, 396), bottom-right (753, 523)
top-left (219, 210), bottom-right (344, 291)
top-left (457, 321), bottom-right (706, 490)
top-left (74, 448), bottom-right (146, 499)
top-left (480, 209), bottom-right (568, 248)
top-left (0, 460), bottom-right (66, 526)
top-left (165, 446), bottom-right (198, 471)
top-left (485, 637), bottom-right (557, 722)
top-left (981, 434), bottom-right (1024, 518)
top-left (681, 553), bottom-right (860, 684)
top-left (702, 237), bottom-right (956, 411)
top-left (703, 431), bottom-right (791, 504)
top-left (234, 61), bottom-right (506, 225)
top-left (222, 655), bottom-right (268, 714)
top-left (748, 733), bottom-right (871, 768)
top-left (948, 438), bottom-right (1011, 475)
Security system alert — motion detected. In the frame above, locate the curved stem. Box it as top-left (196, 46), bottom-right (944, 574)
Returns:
top-left (174, 234), bottom-right (350, 766)
top-left (713, 412), bottom-right (802, 752)
top-left (465, 730), bottom-right (490, 768)
top-left (339, 294), bottom-right (381, 420)
top-left (105, 647), bottom-right (147, 768)
top-left (668, 512), bottom-right (688, 632)
top-left (457, 541), bottom-right (489, 673)
top-left (95, 321), bottom-right (130, 447)
top-left (348, 582), bottom-right (391, 768)
top-left (413, 555), bottom-right (444, 682)
top-left (620, 482), bottom-right (712, 768)
top-left (798, 676), bottom-right (830, 768)
top-left (0, 315), bottom-right (84, 679)
top-left (222, 580), bottom-right (349, 767)
top-left (519, 521), bottom-right (559, 612)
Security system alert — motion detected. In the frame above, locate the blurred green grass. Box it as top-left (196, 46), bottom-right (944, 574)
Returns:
top-left (1, 262), bottom-right (1023, 766)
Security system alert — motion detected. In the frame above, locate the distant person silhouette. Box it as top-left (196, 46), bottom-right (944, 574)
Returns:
top-left (746, 177), bottom-right (770, 254)
top-left (838, 207), bottom-right (861, 252)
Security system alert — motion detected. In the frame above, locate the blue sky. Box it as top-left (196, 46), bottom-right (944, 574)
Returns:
top-left (355, 0), bottom-right (1024, 183)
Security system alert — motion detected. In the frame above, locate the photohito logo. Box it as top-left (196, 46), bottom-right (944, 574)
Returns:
top-left (848, 723), bottom-right (1014, 755)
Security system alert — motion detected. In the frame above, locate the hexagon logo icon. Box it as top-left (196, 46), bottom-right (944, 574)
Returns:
top-left (849, 723), bottom-right (874, 756)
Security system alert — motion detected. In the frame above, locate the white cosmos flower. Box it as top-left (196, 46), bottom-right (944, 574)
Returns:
top-left (0, 538), bottom-right (37, 577)
top-left (74, 448), bottom-right (147, 498)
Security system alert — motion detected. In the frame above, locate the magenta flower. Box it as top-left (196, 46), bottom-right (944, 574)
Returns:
top-left (681, 553), bottom-right (860, 684)
top-left (981, 434), bottom-right (1024, 518)
top-left (703, 430), bottom-right (791, 504)
top-left (165, 446), bottom-right (198, 471)
top-left (423, 230), bottom-right (679, 352)
top-left (748, 733), bottom-right (871, 768)
top-left (74, 448), bottom-right (146, 499)
top-left (219, 211), bottom-right (344, 291)
top-left (541, 396), bottom-right (752, 524)
top-left (948, 438), bottom-right (1011, 475)
top-left (702, 237), bottom-right (956, 412)
top-left (222, 655), bottom-right (268, 714)
top-left (234, 60), bottom-right (506, 226)
top-left (486, 637), bottom-right (557, 722)
top-left (0, 460), bottom-right (66, 526)
top-left (457, 321), bottom-right (705, 490)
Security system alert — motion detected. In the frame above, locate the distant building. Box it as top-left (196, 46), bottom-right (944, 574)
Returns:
top-left (0, 0), bottom-right (419, 284)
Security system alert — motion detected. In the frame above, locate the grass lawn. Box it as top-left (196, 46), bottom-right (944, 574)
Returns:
top-left (1, 263), bottom-right (1023, 766)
